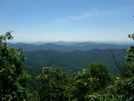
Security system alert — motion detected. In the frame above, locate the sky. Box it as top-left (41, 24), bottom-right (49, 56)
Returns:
top-left (0, 0), bottom-right (134, 42)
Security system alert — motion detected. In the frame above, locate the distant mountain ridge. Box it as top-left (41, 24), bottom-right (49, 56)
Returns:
top-left (8, 42), bottom-right (132, 52)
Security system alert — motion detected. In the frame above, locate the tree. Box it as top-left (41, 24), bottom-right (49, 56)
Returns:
top-left (125, 33), bottom-right (134, 62)
top-left (102, 33), bottom-right (134, 101)
top-left (88, 62), bottom-right (113, 88)
top-left (119, 63), bottom-right (134, 78)
top-left (0, 31), bottom-right (30, 100)
top-left (70, 69), bottom-right (100, 100)
top-left (35, 67), bottom-right (70, 101)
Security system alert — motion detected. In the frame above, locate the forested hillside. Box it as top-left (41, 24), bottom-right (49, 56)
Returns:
top-left (24, 49), bottom-right (126, 74)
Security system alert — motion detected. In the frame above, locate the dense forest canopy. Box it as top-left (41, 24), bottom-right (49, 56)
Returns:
top-left (24, 49), bottom-right (126, 74)
top-left (0, 31), bottom-right (134, 101)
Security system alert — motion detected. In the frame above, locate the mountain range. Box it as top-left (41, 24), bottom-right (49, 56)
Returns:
top-left (24, 49), bottom-right (126, 74)
top-left (8, 41), bottom-right (131, 74)
top-left (8, 42), bottom-right (133, 52)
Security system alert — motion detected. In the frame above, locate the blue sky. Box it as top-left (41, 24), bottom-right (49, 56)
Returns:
top-left (0, 0), bottom-right (134, 42)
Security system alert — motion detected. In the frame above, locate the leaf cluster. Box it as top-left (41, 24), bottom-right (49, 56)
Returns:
top-left (0, 32), bottom-right (31, 100)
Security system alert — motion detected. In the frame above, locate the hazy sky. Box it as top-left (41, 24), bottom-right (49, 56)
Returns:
top-left (0, 0), bottom-right (134, 42)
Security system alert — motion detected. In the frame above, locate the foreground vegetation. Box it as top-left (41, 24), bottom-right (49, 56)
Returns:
top-left (0, 32), bottom-right (134, 101)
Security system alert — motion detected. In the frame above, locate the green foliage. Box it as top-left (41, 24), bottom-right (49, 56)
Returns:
top-left (102, 77), bottom-right (134, 101)
top-left (119, 63), bottom-right (134, 78)
top-left (119, 34), bottom-right (134, 77)
top-left (71, 69), bottom-right (99, 100)
top-left (88, 62), bottom-right (113, 88)
top-left (24, 66), bottom-right (42, 92)
top-left (0, 32), bottom-right (31, 100)
top-left (125, 34), bottom-right (134, 62)
top-left (34, 65), bottom-right (114, 101)
top-left (35, 67), bottom-right (70, 101)
top-left (101, 33), bottom-right (134, 101)
top-left (85, 93), bottom-right (102, 101)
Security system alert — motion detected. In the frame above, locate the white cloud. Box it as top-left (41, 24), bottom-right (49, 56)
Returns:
top-left (17, 34), bottom-right (21, 36)
top-left (95, 10), bottom-right (125, 16)
top-left (53, 8), bottom-right (126, 22)
top-left (67, 14), bottom-right (91, 20)
top-left (11, 34), bottom-right (15, 36)
top-left (54, 14), bottom-right (92, 22)
top-left (24, 34), bottom-right (29, 36)
top-left (54, 18), bottom-right (68, 22)
top-left (91, 8), bottom-right (128, 16)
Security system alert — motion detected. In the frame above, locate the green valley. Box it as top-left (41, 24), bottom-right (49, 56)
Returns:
top-left (24, 49), bottom-right (126, 74)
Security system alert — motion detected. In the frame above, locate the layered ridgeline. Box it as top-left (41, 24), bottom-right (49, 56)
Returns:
top-left (9, 42), bottom-right (128, 73)
top-left (8, 42), bottom-right (132, 52)
top-left (24, 49), bottom-right (126, 74)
